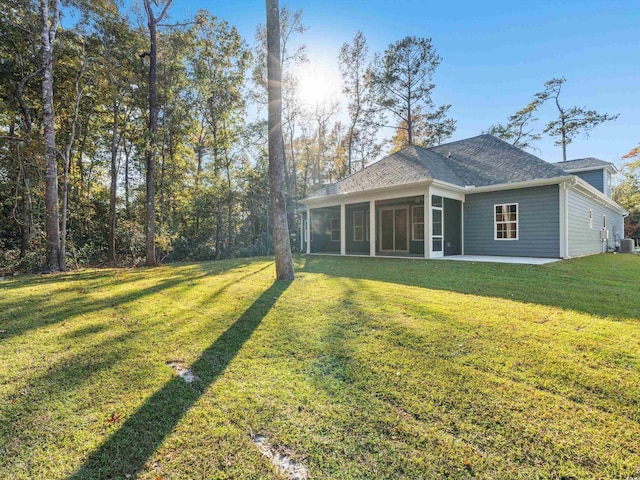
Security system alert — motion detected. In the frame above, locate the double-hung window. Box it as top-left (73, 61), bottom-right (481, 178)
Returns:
top-left (495, 203), bottom-right (518, 240)
top-left (353, 211), bottom-right (364, 241)
top-left (330, 218), bottom-right (340, 241)
top-left (353, 210), bottom-right (370, 241)
top-left (412, 206), bottom-right (424, 241)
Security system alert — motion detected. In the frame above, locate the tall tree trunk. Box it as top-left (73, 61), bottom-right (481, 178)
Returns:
top-left (142, 0), bottom-right (172, 266)
top-left (159, 121), bottom-right (166, 235)
top-left (302, 134), bottom-right (311, 198)
top-left (59, 54), bottom-right (84, 270)
top-left (108, 99), bottom-right (119, 263)
top-left (59, 145), bottom-right (70, 271)
top-left (211, 129), bottom-right (222, 258)
top-left (16, 70), bottom-right (40, 258)
top-left (40, 0), bottom-right (61, 272)
top-left (145, 20), bottom-right (158, 265)
top-left (15, 138), bottom-right (32, 259)
top-left (561, 116), bottom-right (567, 162)
top-left (225, 153), bottom-right (233, 256)
top-left (124, 140), bottom-right (131, 217)
top-left (407, 91), bottom-right (412, 146)
top-left (76, 129), bottom-right (87, 191)
top-left (266, 0), bottom-right (294, 281)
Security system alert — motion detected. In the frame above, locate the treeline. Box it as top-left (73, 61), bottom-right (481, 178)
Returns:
top-left (0, 0), bottom-right (456, 272)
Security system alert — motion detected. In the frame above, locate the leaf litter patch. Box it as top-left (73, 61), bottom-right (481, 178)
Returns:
top-left (252, 434), bottom-right (309, 480)
top-left (166, 360), bottom-right (197, 383)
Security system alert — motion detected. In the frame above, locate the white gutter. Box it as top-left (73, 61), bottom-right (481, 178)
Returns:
top-left (465, 176), bottom-right (575, 194)
top-left (563, 165), bottom-right (618, 174)
top-left (571, 177), bottom-right (628, 216)
top-left (431, 179), bottom-right (466, 192)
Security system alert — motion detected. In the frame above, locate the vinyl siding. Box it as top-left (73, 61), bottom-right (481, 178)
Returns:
top-left (464, 185), bottom-right (560, 257)
top-left (574, 170), bottom-right (604, 194)
top-left (567, 189), bottom-right (624, 257)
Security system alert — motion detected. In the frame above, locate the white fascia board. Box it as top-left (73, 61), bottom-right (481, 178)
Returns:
top-left (571, 177), bottom-right (628, 216)
top-left (301, 180), bottom-right (431, 208)
top-left (563, 165), bottom-right (618, 174)
top-left (465, 176), bottom-right (574, 194)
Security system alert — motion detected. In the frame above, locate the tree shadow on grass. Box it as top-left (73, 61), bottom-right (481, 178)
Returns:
top-left (0, 262), bottom-right (273, 341)
top-left (68, 280), bottom-right (290, 480)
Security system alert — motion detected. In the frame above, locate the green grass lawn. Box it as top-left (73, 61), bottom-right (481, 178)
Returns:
top-left (1, 254), bottom-right (639, 479)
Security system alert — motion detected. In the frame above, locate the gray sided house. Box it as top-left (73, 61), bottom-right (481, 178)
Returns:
top-left (299, 135), bottom-right (628, 259)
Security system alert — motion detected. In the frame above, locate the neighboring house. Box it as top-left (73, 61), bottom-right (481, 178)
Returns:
top-left (299, 134), bottom-right (628, 259)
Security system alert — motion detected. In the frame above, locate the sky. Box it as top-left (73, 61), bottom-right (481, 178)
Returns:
top-left (139, 0), bottom-right (639, 167)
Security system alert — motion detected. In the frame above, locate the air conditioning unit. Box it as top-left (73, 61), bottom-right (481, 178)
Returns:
top-left (620, 238), bottom-right (634, 253)
top-left (600, 228), bottom-right (609, 240)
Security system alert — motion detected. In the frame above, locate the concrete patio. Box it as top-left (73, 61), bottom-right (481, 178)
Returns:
top-left (433, 255), bottom-right (561, 265)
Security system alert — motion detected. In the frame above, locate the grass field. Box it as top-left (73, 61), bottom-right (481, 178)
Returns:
top-left (1, 254), bottom-right (639, 479)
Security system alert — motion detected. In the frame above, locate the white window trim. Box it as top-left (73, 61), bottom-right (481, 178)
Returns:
top-left (411, 205), bottom-right (425, 242)
top-left (365, 211), bottom-right (370, 242)
top-left (330, 217), bottom-right (340, 242)
top-left (589, 209), bottom-right (593, 229)
top-left (353, 211), bottom-right (364, 242)
top-left (494, 203), bottom-right (519, 241)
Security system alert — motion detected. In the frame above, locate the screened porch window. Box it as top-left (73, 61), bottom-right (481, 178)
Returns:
top-left (353, 211), bottom-right (364, 241)
top-left (495, 203), bottom-right (518, 240)
top-left (330, 218), bottom-right (340, 241)
top-left (412, 206), bottom-right (424, 241)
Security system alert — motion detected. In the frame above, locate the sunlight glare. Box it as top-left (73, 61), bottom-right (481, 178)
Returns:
top-left (294, 63), bottom-right (343, 107)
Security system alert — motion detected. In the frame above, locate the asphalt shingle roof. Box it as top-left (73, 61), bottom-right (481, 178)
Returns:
top-left (553, 157), bottom-right (613, 171)
top-left (429, 135), bottom-right (567, 187)
top-left (304, 134), bottom-right (569, 200)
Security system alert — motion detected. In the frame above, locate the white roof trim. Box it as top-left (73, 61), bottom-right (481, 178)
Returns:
top-left (563, 164), bottom-right (618, 174)
top-left (571, 177), bottom-right (628, 216)
top-left (300, 180), bottom-right (431, 205)
top-left (431, 179), bottom-right (467, 192)
top-left (465, 176), bottom-right (574, 193)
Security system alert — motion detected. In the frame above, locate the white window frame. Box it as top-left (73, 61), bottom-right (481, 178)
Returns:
top-left (353, 211), bottom-right (364, 242)
top-left (330, 218), bottom-right (340, 242)
top-left (589, 209), bottom-right (593, 229)
top-left (494, 203), bottom-right (519, 241)
top-left (412, 205), bottom-right (425, 241)
top-left (364, 211), bottom-right (370, 242)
